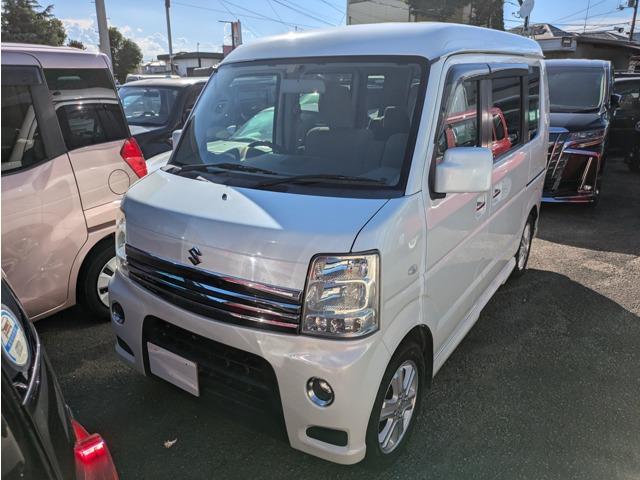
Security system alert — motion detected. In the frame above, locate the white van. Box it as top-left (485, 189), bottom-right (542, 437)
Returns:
top-left (109, 23), bottom-right (548, 465)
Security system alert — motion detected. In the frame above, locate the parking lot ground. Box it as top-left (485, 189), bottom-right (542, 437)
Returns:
top-left (37, 157), bottom-right (640, 480)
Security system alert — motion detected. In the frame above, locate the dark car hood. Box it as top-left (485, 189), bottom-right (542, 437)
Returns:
top-left (128, 124), bottom-right (164, 136)
top-left (550, 112), bottom-right (606, 132)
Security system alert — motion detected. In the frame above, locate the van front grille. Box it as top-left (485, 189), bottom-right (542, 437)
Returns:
top-left (126, 245), bottom-right (302, 333)
top-left (545, 131), bottom-right (569, 192)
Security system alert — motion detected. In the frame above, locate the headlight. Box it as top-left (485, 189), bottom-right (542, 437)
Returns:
top-left (567, 128), bottom-right (606, 144)
top-left (301, 253), bottom-right (379, 338)
top-left (115, 209), bottom-right (127, 275)
top-left (635, 121), bottom-right (640, 133)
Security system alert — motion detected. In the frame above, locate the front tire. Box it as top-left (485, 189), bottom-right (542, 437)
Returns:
top-left (78, 240), bottom-right (116, 319)
top-left (365, 340), bottom-right (425, 467)
top-left (511, 214), bottom-right (534, 279)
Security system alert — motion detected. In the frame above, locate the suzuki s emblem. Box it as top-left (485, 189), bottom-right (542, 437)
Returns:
top-left (187, 246), bottom-right (202, 266)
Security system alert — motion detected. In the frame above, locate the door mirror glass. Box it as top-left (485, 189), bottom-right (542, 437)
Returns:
top-left (171, 129), bottom-right (182, 149)
top-left (611, 93), bottom-right (622, 109)
top-left (434, 147), bottom-right (493, 194)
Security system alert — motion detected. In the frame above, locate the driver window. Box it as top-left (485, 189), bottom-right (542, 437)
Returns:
top-left (435, 78), bottom-right (479, 162)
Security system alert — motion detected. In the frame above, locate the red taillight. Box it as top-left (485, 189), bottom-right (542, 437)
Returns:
top-left (75, 434), bottom-right (107, 462)
top-left (120, 137), bottom-right (147, 178)
top-left (72, 419), bottom-right (119, 480)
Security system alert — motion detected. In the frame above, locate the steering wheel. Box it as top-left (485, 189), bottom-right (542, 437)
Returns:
top-left (246, 140), bottom-right (284, 154)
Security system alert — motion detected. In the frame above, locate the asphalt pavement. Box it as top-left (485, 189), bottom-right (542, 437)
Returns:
top-left (37, 157), bottom-right (640, 480)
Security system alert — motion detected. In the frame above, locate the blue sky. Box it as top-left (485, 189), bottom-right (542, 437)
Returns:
top-left (52, 0), bottom-right (638, 60)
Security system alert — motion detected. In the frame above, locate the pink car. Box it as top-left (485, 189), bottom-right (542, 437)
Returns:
top-left (1, 43), bottom-right (147, 320)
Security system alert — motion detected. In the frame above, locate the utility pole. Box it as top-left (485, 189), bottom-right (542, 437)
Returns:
top-left (95, 0), bottom-right (112, 68)
top-left (583, 0), bottom-right (592, 34)
top-left (630, 0), bottom-right (638, 42)
top-left (165, 0), bottom-right (174, 74)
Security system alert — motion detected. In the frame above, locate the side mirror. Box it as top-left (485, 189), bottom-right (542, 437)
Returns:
top-left (434, 147), bottom-right (493, 194)
top-left (171, 129), bottom-right (182, 149)
top-left (182, 107), bottom-right (192, 124)
top-left (611, 93), bottom-right (622, 109)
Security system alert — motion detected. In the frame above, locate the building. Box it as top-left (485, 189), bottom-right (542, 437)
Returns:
top-left (509, 23), bottom-right (640, 72)
top-left (140, 60), bottom-right (170, 75)
top-left (156, 51), bottom-right (224, 77)
top-left (347, 0), bottom-right (504, 30)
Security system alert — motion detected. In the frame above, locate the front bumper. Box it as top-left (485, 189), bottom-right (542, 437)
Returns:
top-left (543, 130), bottom-right (603, 203)
top-left (109, 270), bottom-right (391, 464)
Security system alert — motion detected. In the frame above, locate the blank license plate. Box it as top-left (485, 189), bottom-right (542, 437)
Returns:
top-left (147, 342), bottom-right (199, 397)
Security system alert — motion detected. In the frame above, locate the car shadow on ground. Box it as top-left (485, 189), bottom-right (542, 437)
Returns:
top-left (38, 268), bottom-right (640, 479)
top-left (537, 161), bottom-right (640, 257)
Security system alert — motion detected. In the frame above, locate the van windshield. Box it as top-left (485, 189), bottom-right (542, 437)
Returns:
top-left (119, 86), bottom-right (180, 126)
top-left (547, 66), bottom-right (605, 113)
top-left (169, 58), bottom-right (425, 196)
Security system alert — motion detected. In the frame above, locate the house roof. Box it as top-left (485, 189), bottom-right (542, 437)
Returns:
top-left (157, 51), bottom-right (224, 61)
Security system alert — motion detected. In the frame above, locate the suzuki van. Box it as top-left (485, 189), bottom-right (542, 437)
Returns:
top-left (1, 43), bottom-right (146, 320)
top-left (109, 23), bottom-right (548, 465)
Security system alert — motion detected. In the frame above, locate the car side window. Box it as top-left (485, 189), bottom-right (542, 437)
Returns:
top-left (56, 103), bottom-right (127, 150)
top-left (616, 80), bottom-right (640, 111)
top-left (435, 78), bottom-right (479, 161)
top-left (490, 75), bottom-right (523, 160)
top-left (1, 84), bottom-right (47, 173)
top-left (527, 67), bottom-right (541, 140)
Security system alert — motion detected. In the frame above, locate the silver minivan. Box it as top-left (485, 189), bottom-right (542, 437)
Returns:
top-left (110, 23), bottom-right (548, 465)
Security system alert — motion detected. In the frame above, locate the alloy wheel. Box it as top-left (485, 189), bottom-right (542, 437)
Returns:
top-left (517, 222), bottom-right (532, 270)
top-left (378, 360), bottom-right (419, 454)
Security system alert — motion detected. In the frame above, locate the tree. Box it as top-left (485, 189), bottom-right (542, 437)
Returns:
top-left (1, 0), bottom-right (66, 45)
top-left (67, 39), bottom-right (86, 50)
top-left (108, 26), bottom-right (143, 83)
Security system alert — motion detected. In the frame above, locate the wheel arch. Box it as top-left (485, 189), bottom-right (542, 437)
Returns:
top-left (75, 233), bottom-right (115, 299)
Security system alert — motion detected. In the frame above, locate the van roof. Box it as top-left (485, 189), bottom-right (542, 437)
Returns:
top-left (223, 22), bottom-right (543, 65)
top-left (545, 58), bottom-right (611, 69)
top-left (122, 77), bottom-right (207, 87)
top-left (1, 42), bottom-right (110, 69)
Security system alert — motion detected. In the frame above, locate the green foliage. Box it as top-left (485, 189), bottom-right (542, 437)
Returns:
top-left (1, 0), bottom-right (66, 45)
top-left (67, 39), bottom-right (86, 50)
top-left (108, 26), bottom-right (143, 83)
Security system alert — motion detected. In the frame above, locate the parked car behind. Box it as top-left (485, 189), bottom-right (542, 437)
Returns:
top-left (110, 23), bottom-right (548, 466)
top-left (2, 275), bottom-right (118, 480)
top-left (119, 77), bottom-right (206, 158)
top-left (610, 74), bottom-right (640, 171)
top-left (544, 59), bottom-right (615, 205)
top-left (1, 43), bottom-right (147, 320)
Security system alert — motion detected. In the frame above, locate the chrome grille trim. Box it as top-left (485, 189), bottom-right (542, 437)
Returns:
top-left (545, 130), bottom-right (570, 192)
top-left (126, 245), bottom-right (302, 332)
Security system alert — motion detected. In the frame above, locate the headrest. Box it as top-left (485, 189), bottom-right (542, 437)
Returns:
top-left (319, 83), bottom-right (354, 128)
top-left (382, 106), bottom-right (410, 135)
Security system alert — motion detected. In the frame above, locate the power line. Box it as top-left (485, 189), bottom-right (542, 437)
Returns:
top-left (270, 0), bottom-right (336, 26)
top-left (265, 0), bottom-right (284, 22)
top-left (549, 0), bottom-right (608, 23)
top-left (172, 0), bottom-right (316, 30)
top-left (318, 0), bottom-right (343, 14)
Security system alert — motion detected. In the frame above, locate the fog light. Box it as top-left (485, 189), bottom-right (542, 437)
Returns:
top-left (111, 302), bottom-right (125, 325)
top-left (307, 377), bottom-right (334, 407)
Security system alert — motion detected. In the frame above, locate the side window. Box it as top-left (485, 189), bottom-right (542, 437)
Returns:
top-left (56, 103), bottom-right (127, 150)
top-left (490, 76), bottom-right (523, 159)
top-left (366, 74), bottom-right (386, 119)
top-left (1, 84), bottom-right (47, 173)
top-left (436, 78), bottom-right (479, 160)
top-left (616, 80), bottom-right (640, 111)
top-left (528, 67), bottom-right (541, 140)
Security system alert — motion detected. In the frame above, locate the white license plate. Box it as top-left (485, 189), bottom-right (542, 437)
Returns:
top-left (147, 342), bottom-right (199, 397)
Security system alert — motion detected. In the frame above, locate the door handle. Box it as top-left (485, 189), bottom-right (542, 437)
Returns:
top-left (493, 187), bottom-right (501, 199)
top-left (475, 194), bottom-right (487, 215)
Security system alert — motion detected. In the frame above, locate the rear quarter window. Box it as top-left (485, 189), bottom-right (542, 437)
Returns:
top-left (56, 103), bottom-right (128, 150)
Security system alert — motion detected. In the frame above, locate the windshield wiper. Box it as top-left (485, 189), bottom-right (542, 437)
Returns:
top-left (256, 174), bottom-right (387, 188)
top-left (170, 162), bottom-right (280, 176)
